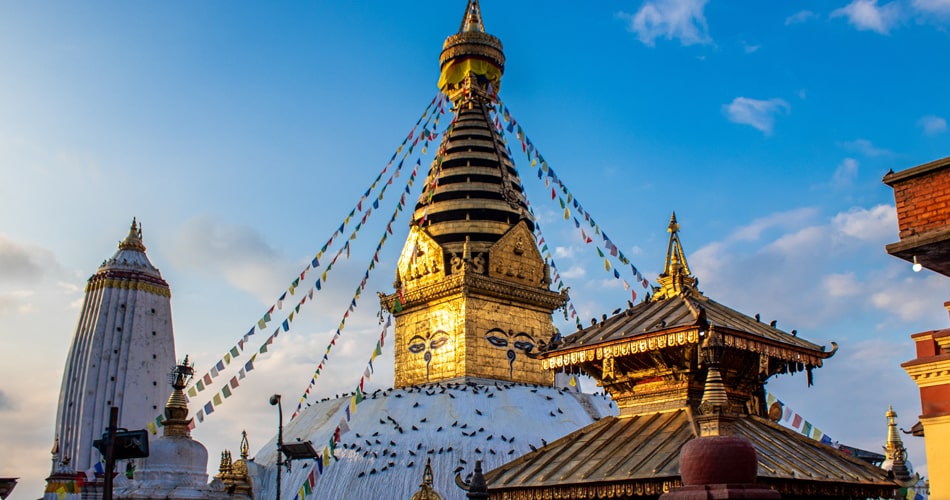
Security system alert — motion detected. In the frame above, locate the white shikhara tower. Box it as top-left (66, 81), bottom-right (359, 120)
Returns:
top-left (49, 219), bottom-right (177, 482)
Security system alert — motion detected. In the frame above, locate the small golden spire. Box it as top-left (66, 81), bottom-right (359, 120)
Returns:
top-left (459, 0), bottom-right (485, 33)
top-left (240, 430), bottom-right (249, 460)
top-left (884, 405), bottom-right (913, 482)
top-left (118, 217), bottom-right (147, 252)
top-left (411, 457), bottom-right (443, 500)
top-left (163, 356), bottom-right (195, 438)
top-left (652, 212), bottom-right (698, 301)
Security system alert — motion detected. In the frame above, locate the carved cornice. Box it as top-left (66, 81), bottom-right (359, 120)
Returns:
top-left (381, 271), bottom-right (566, 312)
top-left (902, 359), bottom-right (950, 388)
top-left (541, 329), bottom-right (701, 370)
top-left (86, 270), bottom-right (171, 298)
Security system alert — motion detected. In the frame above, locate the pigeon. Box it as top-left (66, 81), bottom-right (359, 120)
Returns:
top-left (490, 449), bottom-right (496, 455)
top-left (475, 409), bottom-right (483, 416)
top-left (508, 449), bottom-right (515, 455)
top-left (475, 448), bottom-right (482, 454)
top-left (420, 417), bottom-right (427, 423)
top-left (372, 431), bottom-right (379, 437)
top-left (529, 444), bottom-right (537, 451)
top-left (437, 426), bottom-right (443, 432)
top-left (454, 466), bottom-right (465, 473)
top-left (358, 472), bottom-right (366, 478)
top-left (370, 468), bottom-right (377, 475)
top-left (390, 440), bottom-right (397, 446)
top-left (413, 402), bottom-right (420, 408)
top-left (541, 438), bottom-right (547, 446)
top-left (557, 408), bottom-right (563, 414)
top-left (412, 425), bottom-right (419, 431)
top-left (409, 450), bottom-right (416, 457)
top-left (487, 434), bottom-right (493, 440)
top-left (408, 461), bottom-right (415, 468)
top-left (451, 421), bottom-right (458, 427)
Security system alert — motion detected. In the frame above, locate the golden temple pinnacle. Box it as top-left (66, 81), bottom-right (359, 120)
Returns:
top-left (381, 0), bottom-right (566, 388)
top-left (652, 211), bottom-right (698, 301)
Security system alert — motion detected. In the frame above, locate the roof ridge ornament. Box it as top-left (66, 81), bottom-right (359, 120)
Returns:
top-left (652, 212), bottom-right (698, 301)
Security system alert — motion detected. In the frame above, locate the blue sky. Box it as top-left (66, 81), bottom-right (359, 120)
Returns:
top-left (2, 1), bottom-right (950, 497)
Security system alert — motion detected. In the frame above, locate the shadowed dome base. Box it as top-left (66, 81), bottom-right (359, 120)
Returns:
top-left (250, 379), bottom-right (615, 500)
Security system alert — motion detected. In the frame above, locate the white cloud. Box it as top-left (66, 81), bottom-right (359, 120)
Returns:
top-left (0, 233), bottom-right (47, 283)
top-left (786, 10), bottom-right (818, 25)
top-left (912, 0), bottom-right (950, 16)
top-left (722, 97), bottom-right (790, 135)
top-left (870, 272), bottom-right (950, 321)
top-left (823, 272), bottom-right (863, 297)
top-left (618, 0), bottom-right (712, 47)
top-left (841, 138), bottom-right (894, 157)
top-left (918, 114), bottom-right (948, 135)
top-left (741, 41), bottom-right (761, 53)
top-left (169, 215), bottom-right (294, 303)
top-left (831, 0), bottom-right (901, 34)
top-left (560, 265), bottom-right (587, 280)
top-left (720, 207), bottom-right (818, 243)
top-left (554, 246), bottom-right (576, 259)
top-left (832, 157), bottom-right (860, 188)
top-left (831, 204), bottom-right (897, 243)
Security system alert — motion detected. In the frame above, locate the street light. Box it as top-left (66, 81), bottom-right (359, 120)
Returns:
top-left (270, 394), bottom-right (283, 500)
top-left (269, 394), bottom-right (320, 500)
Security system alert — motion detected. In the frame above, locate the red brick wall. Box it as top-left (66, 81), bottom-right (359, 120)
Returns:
top-left (893, 168), bottom-right (950, 239)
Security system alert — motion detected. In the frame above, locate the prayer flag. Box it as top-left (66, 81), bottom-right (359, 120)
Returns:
top-left (230, 376), bottom-right (239, 389)
top-left (230, 346), bottom-right (240, 358)
top-left (216, 360), bottom-right (225, 371)
top-left (213, 393), bottom-right (222, 406)
top-left (204, 402), bottom-right (214, 415)
top-left (222, 385), bottom-right (232, 398)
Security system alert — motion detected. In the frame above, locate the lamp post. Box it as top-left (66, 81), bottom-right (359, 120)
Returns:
top-left (270, 394), bottom-right (283, 500)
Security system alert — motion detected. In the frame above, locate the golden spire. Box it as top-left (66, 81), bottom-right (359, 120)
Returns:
top-left (411, 458), bottom-right (443, 500)
top-left (438, 0), bottom-right (505, 101)
top-left (884, 405), bottom-right (913, 482)
top-left (118, 217), bottom-right (147, 252)
top-left (652, 212), bottom-right (698, 301)
top-left (240, 430), bottom-right (249, 460)
top-left (459, 0), bottom-right (485, 33)
top-left (163, 356), bottom-right (195, 438)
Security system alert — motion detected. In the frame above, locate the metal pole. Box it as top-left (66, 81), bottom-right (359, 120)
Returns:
top-left (103, 407), bottom-right (119, 500)
top-left (276, 396), bottom-right (283, 500)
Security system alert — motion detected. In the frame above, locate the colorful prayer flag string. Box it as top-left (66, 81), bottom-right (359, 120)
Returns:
top-left (144, 93), bottom-right (445, 431)
top-left (291, 317), bottom-right (392, 499)
top-left (492, 102), bottom-right (651, 300)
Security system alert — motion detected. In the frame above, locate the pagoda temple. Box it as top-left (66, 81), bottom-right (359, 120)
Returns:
top-left (246, 2), bottom-right (613, 498)
top-left (484, 215), bottom-right (899, 499)
top-left (45, 220), bottom-right (177, 500)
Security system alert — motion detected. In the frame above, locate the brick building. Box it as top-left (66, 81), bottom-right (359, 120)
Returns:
top-left (883, 155), bottom-right (950, 498)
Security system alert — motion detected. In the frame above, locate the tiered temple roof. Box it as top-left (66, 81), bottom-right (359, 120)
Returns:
top-left (485, 215), bottom-right (897, 499)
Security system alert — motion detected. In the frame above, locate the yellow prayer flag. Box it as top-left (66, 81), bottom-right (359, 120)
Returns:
top-left (564, 207), bottom-right (570, 220)
top-left (604, 258), bottom-right (611, 271)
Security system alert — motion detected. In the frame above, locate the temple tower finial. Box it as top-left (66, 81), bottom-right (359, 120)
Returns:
top-left (652, 212), bottom-right (698, 301)
top-left (459, 0), bottom-right (485, 33)
top-left (119, 217), bottom-right (147, 252)
top-left (439, 0), bottom-right (505, 102)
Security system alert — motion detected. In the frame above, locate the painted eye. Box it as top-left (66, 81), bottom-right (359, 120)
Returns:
top-left (513, 341), bottom-right (534, 352)
top-left (430, 337), bottom-right (448, 350)
top-left (408, 343), bottom-right (426, 354)
top-left (486, 335), bottom-right (508, 347)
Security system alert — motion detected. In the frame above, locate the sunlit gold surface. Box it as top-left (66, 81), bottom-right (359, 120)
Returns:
top-left (386, 223), bottom-right (563, 388)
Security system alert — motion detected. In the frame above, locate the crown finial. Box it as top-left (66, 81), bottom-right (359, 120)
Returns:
top-left (118, 217), bottom-right (147, 252)
top-left (459, 0), bottom-right (485, 33)
top-left (652, 212), bottom-right (697, 301)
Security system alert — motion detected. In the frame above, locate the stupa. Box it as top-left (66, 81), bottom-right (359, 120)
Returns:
top-left (246, 2), bottom-right (614, 498)
top-left (45, 219), bottom-right (177, 499)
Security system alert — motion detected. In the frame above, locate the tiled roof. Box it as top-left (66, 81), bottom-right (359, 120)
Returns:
top-left (485, 410), bottom-right (895, 499)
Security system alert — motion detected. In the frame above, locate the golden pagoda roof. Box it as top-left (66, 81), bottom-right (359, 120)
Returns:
top-left (543, 290), bottom-right (836, 370)
top-left (484, 410), bottom-right (897, 499)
